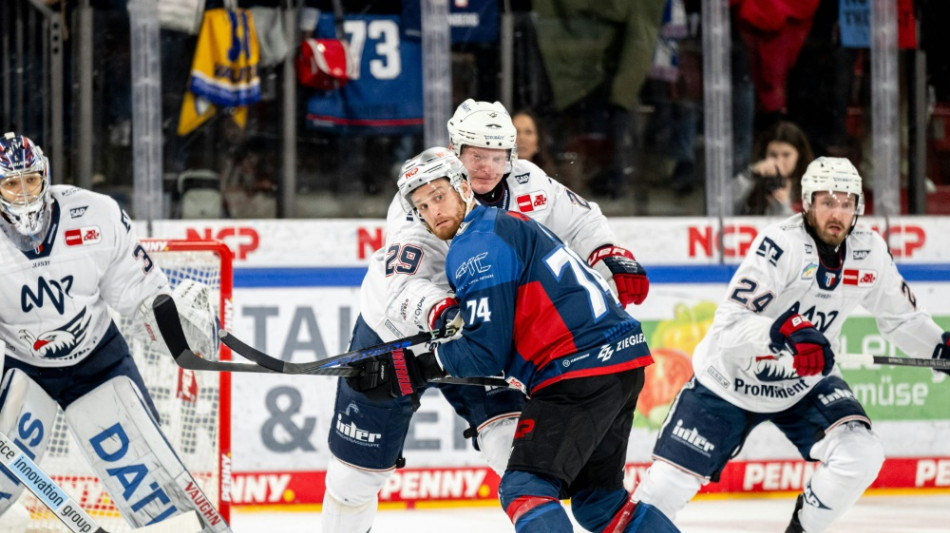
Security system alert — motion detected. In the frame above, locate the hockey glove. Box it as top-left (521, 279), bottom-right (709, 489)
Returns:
top-left (588, 245), bottom-right (649, 306)
top-left (345, 358), bottom-right (396, 403)
top-left (388, 349), bottom-right (447, 398)
top-left (932, 332), bottom-right (950, 376)
top-left (428, 297), bottom-right (460, 331)
top-left (770, 309), bottom-right (835, 377)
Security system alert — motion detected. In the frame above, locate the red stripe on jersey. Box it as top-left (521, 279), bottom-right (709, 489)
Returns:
top-left (514, 281), bottom-right (578, 367)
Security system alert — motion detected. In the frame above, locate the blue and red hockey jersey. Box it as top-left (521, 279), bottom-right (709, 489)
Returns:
top-left (434, 205), bottom-right (653, 394)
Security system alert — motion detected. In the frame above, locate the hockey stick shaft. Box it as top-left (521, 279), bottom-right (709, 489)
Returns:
top-left (219, 326), bottom-right (456, 374)
top-left (219, 329), bottom-right (511, 386)
top-left (837, 352), bottom-right (950, 369)
top-left (155, 294), bottom-right (512, 387)
top-left (0, 430), bottom-right (107, 533)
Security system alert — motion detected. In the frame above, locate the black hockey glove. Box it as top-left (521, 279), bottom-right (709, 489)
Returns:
top-left (770, 309), bottom-right (835, 377)
top-left (345, 357), bottom-right (396, 403)
top-left (933, 332), bottom-right (950, 376)
top-left (345, 349), bottom-right (447, 402)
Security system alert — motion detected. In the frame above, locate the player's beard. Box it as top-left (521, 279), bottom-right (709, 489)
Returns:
top-left (426, 199), bottom-right (469, 241)
top-left (807, 211), bottom-right (849, 248)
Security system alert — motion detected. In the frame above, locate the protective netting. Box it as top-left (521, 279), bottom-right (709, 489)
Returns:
top-left (15, 240), bottom-right (230, 532)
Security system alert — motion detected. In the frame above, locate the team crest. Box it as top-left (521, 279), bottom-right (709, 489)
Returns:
top-left (19, 307), bottom-right (91, 360)
top-left (514, 172), bottom-right (530, 184)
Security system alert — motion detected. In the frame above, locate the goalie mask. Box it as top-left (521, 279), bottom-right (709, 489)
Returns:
top-left (447, 99), bottom-right (518, 174)
top-left (0, 132), bottom-right (51, 237)
top-left (397, 146), bottom-right (470, 216)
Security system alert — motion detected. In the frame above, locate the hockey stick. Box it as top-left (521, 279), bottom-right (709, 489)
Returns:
top-left (153, 294), bottom-right (512, 387)
top-left (218, 328), bottom-right (512, 387)
top-left (837, 352), bottom-right (950, 369)
top-left (0, 431), bottom-right (201, 533)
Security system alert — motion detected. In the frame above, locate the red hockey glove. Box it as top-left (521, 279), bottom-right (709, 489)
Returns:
top-left (770, 310), bottom-right (835, 377)
top-left (428, 297), bottom-right (460, 331)
top-left (932, 332), bottom-right (950, 376)
top-left (588, 245), bottom-right (649, 306)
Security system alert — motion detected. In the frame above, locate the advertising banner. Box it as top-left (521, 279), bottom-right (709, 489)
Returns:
top-left (143, 217), bottom-right (950, 504)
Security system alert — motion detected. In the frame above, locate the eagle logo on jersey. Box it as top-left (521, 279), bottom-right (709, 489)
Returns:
top-left (18, 307), bottom-right (91, 360)
top-left (752, 353), bottom-right (798, 381)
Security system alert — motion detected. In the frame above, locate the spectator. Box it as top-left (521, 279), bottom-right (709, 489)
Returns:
top-left (512, 109), bottom-right (554, 174)
top-left (735, 120), bottom-right (814, 215)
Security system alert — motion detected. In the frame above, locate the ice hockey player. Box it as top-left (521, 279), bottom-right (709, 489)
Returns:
top-left (348, 149), bottom-right (680, 533)
top-left (0, 132), bottom-right (230, 531)
top-left (320, 100), bottom-right (649, 533)
top-left (632, 157), bottom-right (950, 532)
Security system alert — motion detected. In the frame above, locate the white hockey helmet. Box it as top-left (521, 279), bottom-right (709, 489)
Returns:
top-left (397, 146), bottom-right (469, 214)
top-left (801, 156), bottom-right (864, 215)
top-left (447, 99), bottom-right (518, 173)
top-left (0, 132), bottom-right (51, 236)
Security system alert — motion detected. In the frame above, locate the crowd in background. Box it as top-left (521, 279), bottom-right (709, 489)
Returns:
top-left (3, 0), bottom-right (950, 218)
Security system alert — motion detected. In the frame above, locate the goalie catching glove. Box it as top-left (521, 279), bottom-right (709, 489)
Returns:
top-left (588, 245), bottom-right (649, 306)
top-left (346, 348), bottom-right (447, 402)
top-left (933, 332), bottom-right (950, 376)
top-left (770, 309), bottom-right (835, 377)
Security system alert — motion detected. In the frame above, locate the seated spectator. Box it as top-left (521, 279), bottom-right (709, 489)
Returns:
top-left (513, 109), bottom-right (554, 174)
top-left (735, 120), bottom-right (814, 215)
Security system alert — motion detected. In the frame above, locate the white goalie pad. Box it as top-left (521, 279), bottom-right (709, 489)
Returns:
top-left (65, 376), bottom-right (230, 532)
top-left (139, 279), bottom-right (219, 358)
top-left (0, 368), bottom-right (59, 517)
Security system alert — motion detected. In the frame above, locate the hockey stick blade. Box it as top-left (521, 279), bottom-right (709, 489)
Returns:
top-left (152, 294), bottom-right (276, 374)
top-left (0, 431), bottom-right (109, 533)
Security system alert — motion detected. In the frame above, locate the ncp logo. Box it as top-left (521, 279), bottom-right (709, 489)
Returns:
top-left (186, 227), bottom-right (260, 260)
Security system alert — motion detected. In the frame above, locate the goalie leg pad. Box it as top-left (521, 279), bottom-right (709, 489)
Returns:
top-left (65, 376), bottom-right (231, 532)
top-left (0, 369), bottom-right (59, 516)
top-left (631, 459), bottom-right (704, 522)
top-left (321, 455), bottom-right (392, 533)
top-left (795, 421), bottom-right (884, 533)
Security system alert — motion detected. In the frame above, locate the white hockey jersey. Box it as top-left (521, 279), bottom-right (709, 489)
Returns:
top-left (0, 186), bottom-right (169, 367)
top-left (360, 159), bottom-right (619, 342)
top-left (693, 214), bottom-right (944, 413)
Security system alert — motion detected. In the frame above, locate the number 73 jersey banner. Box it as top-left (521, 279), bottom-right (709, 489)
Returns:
top-left (305, 14), bottom-right (424, 135)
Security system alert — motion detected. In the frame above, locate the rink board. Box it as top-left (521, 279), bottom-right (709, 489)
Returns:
top-left (142, 217), bottom-right (950, 505)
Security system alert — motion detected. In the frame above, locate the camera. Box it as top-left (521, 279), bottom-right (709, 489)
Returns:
top-left (752, 172), bottom-right (787, 193)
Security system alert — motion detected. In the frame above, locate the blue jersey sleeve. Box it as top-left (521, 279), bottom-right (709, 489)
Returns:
top-left (436, 221), bottom-right (522, 378)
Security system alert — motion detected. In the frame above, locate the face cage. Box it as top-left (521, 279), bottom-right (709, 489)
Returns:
top-left (0, 173), bottom-right (50, 236)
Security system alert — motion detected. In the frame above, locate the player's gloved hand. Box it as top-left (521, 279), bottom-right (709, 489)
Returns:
top-left (345, 357), bottom-right (395, 403)
top-left (428, 297), bottom-right (460, 331)
top-left (770, 309), bottom-right (835, 377)
top-left (932, 332), bottom-right (950, 376)
top-left (588, 245), bottom-right (649, 306)
top-left (387, 348), bottom-right (447, 398)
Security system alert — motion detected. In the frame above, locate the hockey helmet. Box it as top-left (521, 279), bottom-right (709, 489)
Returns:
top-left (801, 157), bottom-right (864, 215)
top-left (447, 99), bottom-right (517, 173)
top-left (0, 132), bottom-right (51, 236)
top-left (397, 147), bottom-right (468, 214)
